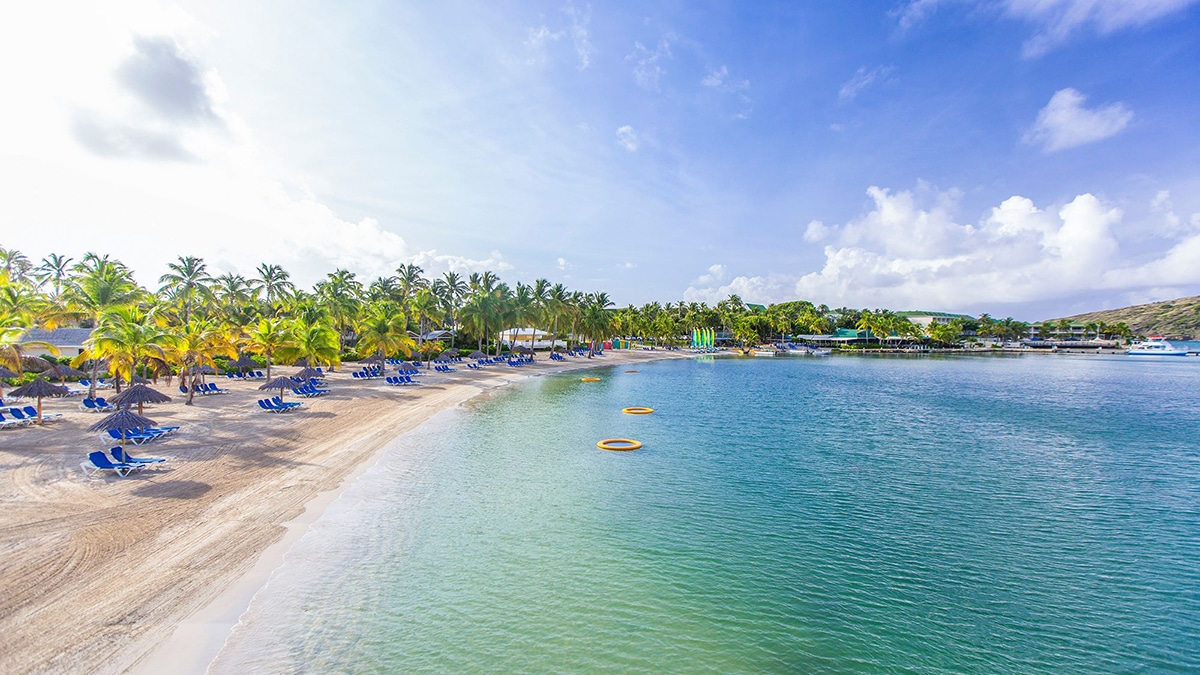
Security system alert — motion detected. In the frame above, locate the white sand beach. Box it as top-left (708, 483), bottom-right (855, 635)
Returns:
top-left (0, 350), bottom-right (685, 674)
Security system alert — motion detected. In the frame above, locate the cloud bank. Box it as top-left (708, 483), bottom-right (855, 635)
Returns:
top-left (685, 184), bottom-right (1200, 311)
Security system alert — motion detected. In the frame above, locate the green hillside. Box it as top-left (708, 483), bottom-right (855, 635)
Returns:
top-left (1049, 295), bottom-right (1200, 339)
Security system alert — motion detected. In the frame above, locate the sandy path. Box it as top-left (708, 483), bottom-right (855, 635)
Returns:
top-left (0, 350), bottom-right (684, 674)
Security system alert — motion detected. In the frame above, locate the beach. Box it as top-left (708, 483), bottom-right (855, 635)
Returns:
top-left (0, 350), bottom-right (684, 674)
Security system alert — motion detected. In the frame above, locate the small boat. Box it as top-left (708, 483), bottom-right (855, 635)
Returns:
top-left (752, 349), bottom-right (777, 357)
top-left (1126, 337), bottom-right (1187, 357)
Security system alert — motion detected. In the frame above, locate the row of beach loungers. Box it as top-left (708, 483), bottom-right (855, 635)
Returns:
top-left (82, 447), bottom-right (168, 477)
top-left (226, 371), bottom-right (266, 379)
top-left (385, 375), bottom-right (421, 386)
top-left (105, 425), bottom-right (179, 444)
top-left (180, 382), bottom-right (229, 395)
top-left (0, 406), bottom-right (63, 428)
top-left (258, 397), bottom-right (302, 413)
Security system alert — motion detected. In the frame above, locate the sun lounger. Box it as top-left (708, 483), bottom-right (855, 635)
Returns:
top-left (82, 450), bottom-right (141, 477)
top-left (0, 412), bottom-right (26, 429)
top-left (21, 405), bottom-right (60, 420)
top-left (110, 446), bottom-right (166, 464)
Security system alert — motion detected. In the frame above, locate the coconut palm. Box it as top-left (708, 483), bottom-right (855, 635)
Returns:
top-left (169, 320), bottom-right (236, 405)
top-left (0, 247), bottom-right (32, 282)
top-left (254, 263), bottom-right (295, 313)
top-left (279, 319), bottom-right (341, 370)
top-left (84, 306), bottom-right (172, 393)
top-left (410, 289), bottom-right (444, 366)
top-left (315, 269), bottom-right (364, 352)
top-left (33, 253), bottom-right (73, 298)
top-left (356, 306), bottom-right (415, 366)
top-left (244, 317), bottom-right (294, 380)
top-left (65, 257), bottom-right (141, 398)
top-left (158, 256), bottom-right (214, 325)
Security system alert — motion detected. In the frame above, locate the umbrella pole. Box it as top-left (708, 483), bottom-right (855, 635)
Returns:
top-left (37, 397), bottom-right (43, 425)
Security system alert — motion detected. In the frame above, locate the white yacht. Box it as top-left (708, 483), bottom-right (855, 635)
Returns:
top-left (1126, 337), bottom-right (1188, 357)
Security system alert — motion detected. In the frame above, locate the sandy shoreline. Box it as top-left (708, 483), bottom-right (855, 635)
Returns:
top-left (0, 349), bottom-right (686, 674)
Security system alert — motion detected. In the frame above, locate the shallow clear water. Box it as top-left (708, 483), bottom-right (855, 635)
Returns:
top-left (213, 354), bottom-right (1200, 674)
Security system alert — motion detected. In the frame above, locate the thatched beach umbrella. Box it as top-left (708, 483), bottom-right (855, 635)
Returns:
top-left (117, 374), bottom-right (151, 386)
top-left (109, 383), bottom-right (172, 416)
top-left (294, 367), bottom-right (322, 380)
top-left (360, 353), bottom-right (385, 364)
top-left (88, 407), bottom-right (157, 446)
top-left (514, 345), bottom-right (534, 356)
top-left (7, 376), bottom-right (69, 424)
top-left (260, 376), bottom-right (298, 401)
top-left (468, 350), bottom-right (486, 360)
top-left (0, 366), bottom-right (17, 400)
top-left (292, 357), bottom-right (310, 367)
top-left (21, 355), bottom-right (52, 372)
top-left (230, 353), bottom-right (258, 372)
top-left (443, 348), bottom-right (459, 357)
top-left (42, 363), bottom-right (86, 385)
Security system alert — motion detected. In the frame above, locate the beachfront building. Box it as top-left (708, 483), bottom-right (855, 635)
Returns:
top-left (1028, 322), bottom-right (1088, 339)
top-left (18, 327), bottom-right (92, 358)
top-left (498, 327), bottom-right (564, 350)
top-left (895, 311), bottom-right (975, 330)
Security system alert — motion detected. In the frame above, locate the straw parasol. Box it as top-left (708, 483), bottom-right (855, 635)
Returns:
top-left (260, 376), bottom-right (298, 401)
top-left (360, 353), bottom-right (385, 364)
top-left (21, 355), bottom-right (52, 372)
top-left (116, 374), bottom-right (151, 386)
top-left (41, 363), bottom-right (86, 384)
top-left (109, 383), bottom-right (172, 416)
top-left (7, 376), bottom-right (70, 424)
top-left (230, 353), bottom-right (258, 371)
top-left (292, 357), bottom-right (310, 367)
top-left (443, 348), bottom-right (460, 357)
top-left (468, 351), bottom-right (486, 360)
top-left (88, 407), bottom-right (157, 446)
top-left (0, 366), bottom-right (17, 399)
top-left (514, 345), bottom-right (534, 355)
top-left (189, 365), bottom-right (216, 375)
top-left (294, 367), bottom-right (322, 380)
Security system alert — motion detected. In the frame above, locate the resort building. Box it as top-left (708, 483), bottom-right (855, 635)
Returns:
top-left (18, 327), bottom-right (92, 358)
top-left (895, 311), bottom-right (975, 329)
top-left (498, 327), bottom-right (564, 349)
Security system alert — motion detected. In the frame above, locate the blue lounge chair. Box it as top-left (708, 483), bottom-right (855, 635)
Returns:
top-left (7, 408), bottom-right (38, 424)
top-left (82, 451), bottom-right (141, 477)
top-left (258, 399), bottom-right (285, 413)
top-left (0, 412), bottom-right (25, 429)
top-left (110, 446), bottom-right (166, 464)
top-left (21, 405), bottom-right (59, 420)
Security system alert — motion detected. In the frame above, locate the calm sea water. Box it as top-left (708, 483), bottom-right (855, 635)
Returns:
top-left (212, 354), bottom-right (1200, 674)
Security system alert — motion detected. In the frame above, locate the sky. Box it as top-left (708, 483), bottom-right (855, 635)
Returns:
top-left (1, 0), bottom-right (1199, 320)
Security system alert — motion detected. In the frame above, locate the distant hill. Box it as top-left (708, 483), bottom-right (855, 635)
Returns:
top-left (1048, 295), bottom-right (1200, 339)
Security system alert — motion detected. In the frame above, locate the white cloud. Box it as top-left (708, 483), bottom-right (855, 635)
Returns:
top-left (838, 65), bottom-right (895, 102)
top-left (1005, 0), bottom-right (1198, 57)
top-left (556, 257), bottom-right (569, 270)
top-left (0, 3), bottom-right (424, 290)
top-left (683, 184), bottom-right (1200, 310)
top-left (627, 35), bottom-right (674, 91)
top-left (803, 220), bottom-right (830, 242)
top-left (1024, 88), bottom-right (1132, 152)
top-left (701, 65), bottom-right (749, 91)
top-left (615, 125), bottom-right (639, 152)
top-left (894, 0), bottom-right (1198, 57)
top-left (523, 2), bottom-right (593, 69)
top-left (408, 250), bottom-right (513, 276)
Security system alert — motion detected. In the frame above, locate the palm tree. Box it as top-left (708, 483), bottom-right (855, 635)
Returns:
top-left (315, 269), bottom-right (364, 352)
top-left (84, 306), bottom-right (172, 393)
top-left (439, 271), bottom-right (467, 330)
top-left (169, 320), bottom-right (236, 405)
top-left (244, 317), bottom-right (294, 380)
top-left (546, 283), bottom-right (569, 351)
top-left (279, 319), bottom-right (341, 370)
top-left (410, 289), bottom-right (444, 367)
top-left (254, 263), bottom-right (295, 313)
top-left (0, 247), bottom-right (32, 282)
top-left (158, 256), bottom-right (214, 324)
top-left (356, 306), bottom-right (415, 366)
top-left (65, 258), bottom-right (141, 398)
top-left (0, 314), bottom-right (57, 398)
top-left (33, 254), bottom-right (73, 298)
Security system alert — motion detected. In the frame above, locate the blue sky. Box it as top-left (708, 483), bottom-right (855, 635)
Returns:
top-left (1, 1), bottom-right (1198, 319)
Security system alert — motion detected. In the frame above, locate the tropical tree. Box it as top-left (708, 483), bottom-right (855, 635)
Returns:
top-left (83, 306), bottom-right (172, 393)
top-left (356, 305), bottom-right (415, 366)
top-left (279, 318), bottom-right (341, 370)
top-left (158, 255), bottom-right (214, 324)
top-left (254, 263), bottom-right (295, 313)
top-left (33, 253), bottom-right (74, 298)
top-left (65, 257), bottom-right (141, 398)
top-left (169, 320), bottom-right (236, 405)
top-left (244, 317), bottom-right (294, 380)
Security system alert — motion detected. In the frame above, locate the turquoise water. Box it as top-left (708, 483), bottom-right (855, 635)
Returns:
top-left (213, 354), bottom-right (1200, 673)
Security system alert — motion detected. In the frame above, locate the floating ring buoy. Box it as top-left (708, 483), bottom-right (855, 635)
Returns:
top-left (581, 377), bottom-right (601, 382)
top-left (622, 407), bottom-right (654, 415)
top-left (597, 438), bottom-right (642, 451)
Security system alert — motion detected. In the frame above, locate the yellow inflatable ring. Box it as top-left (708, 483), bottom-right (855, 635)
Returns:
top-left (597, 438), bottom-right (642, 451)
top-left (581, 377), bottom-right (601, 382)
top-left (622, 407), bottom-right (654, 415)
